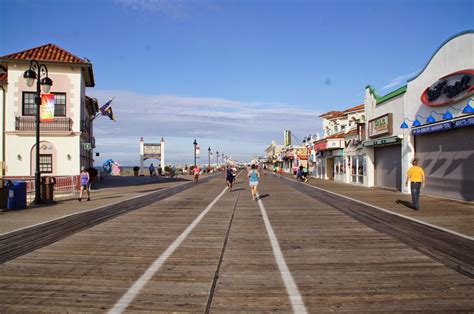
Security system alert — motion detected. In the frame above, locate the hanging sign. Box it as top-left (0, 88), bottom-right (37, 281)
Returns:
top-left (143, 143), bottom-right (161, 160)
top-left (40, 94), bottom-right (55, 122)
top-left (421, 69), bottom-right (474, 107)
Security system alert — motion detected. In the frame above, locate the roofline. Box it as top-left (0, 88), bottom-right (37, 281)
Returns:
top-left (407, 30), bottom-right (474, 83)
top-left (0, 58), bottom-right (91, 67)
top-left (365, 84), bottom-right (407, 105)
top-left (0, 58), bottom-right (95, 87)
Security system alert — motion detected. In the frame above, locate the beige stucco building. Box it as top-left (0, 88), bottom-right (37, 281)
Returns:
top-left (0, 44), bottom-right (98, 181)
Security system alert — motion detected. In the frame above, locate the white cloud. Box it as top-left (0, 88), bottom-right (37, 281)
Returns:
top-left (114, 0), bottom-right (199, 19)
top-left (88, 90), bottom-right (322, 166)
top-left (381, 69), bottom-right (421, 91)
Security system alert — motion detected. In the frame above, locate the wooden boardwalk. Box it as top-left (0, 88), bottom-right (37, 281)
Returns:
top-left (0, 173), bottom-right (472, 312)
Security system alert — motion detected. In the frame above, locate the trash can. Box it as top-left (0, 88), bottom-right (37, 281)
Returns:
top-left (7, 181), bottom-right (27, 210)
top-left (0, 180), bottom-right (13, 209)
top-left (41, 176), bottom-right (56, 204)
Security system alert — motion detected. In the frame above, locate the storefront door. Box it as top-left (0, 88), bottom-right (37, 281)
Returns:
top-left (326, 158), bottom-right (334, 180)
top-left (415, 127), bottom-right (473, 201)
top-left (374, 144), bottom-right (401, 191)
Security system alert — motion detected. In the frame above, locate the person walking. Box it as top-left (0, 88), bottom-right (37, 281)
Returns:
top-left (193, 166), bottom-right (200, 183)
top-left (405, 158), bottom-right (425, 210)
top-left (149, 163), bottom-right (155, 179)
top-left (78, 166), bottom-right (90, 202)
top-left (226, 165), bottom-right (234, 191)
top-left (248, 164), bottom-right (260, 201)
top-left (278, 166), bottom-right (283, 178)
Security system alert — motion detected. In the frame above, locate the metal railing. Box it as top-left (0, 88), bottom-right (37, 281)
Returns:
top-left (15, 116), bottom-right (73, 132)
top-left (3, 176), bottom-right (78, 204)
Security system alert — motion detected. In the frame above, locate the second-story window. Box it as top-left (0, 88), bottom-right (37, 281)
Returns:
top-left (22, 92), bottom-right (36, 116)
top-left (53, 93), bottom-right (66, 117)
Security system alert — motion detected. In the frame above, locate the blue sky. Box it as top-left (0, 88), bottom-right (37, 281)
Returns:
top-left (1, 0), bottom-right (473, 166)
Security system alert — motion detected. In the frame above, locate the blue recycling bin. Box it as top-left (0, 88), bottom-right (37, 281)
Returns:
top-left (7, 181), bottom-right (27, 210)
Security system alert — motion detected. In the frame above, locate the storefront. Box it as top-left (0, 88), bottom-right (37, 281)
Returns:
top-left (312, 134), bottom-right (344, 180)
top-left (283, 149), bottom-right (294, 173)
top-left (363, 113), bottom-right (402, 191)
top-left (411, 108), bottom-right (473, 201)
top-left (344, 124), bottom-right (367, 185)
top-left (402, 31), bottom-right (474, 201)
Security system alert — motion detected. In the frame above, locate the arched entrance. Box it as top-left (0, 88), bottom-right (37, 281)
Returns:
top-left (30, 141), bottom-right (57, 176)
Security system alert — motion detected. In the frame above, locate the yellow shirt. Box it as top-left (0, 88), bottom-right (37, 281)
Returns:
top-left (407, 166), bottom-right (424, 183)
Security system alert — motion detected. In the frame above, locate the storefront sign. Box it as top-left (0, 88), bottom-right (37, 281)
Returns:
top-left (284, 130), bottom-right (292, 146)
top-left (363, 136), bottom-right (400, 147)
top-left (296, 148), bottom-right (308, 160)
top-left (453, 116), bottom-right (474, 128)
top-left (421, 69), bottom-right (474, 107)
top-left (412, 121), bottom-right (453, 135)
top-left (327, 139), bottom-right (343, 149)
top-left (368, 113), bottom-right (392, 138)
top-left (313, 141), bottom-right (327, 151)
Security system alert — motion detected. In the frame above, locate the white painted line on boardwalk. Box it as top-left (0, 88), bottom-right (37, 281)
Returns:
top-left (284, 176), bottom-right (474, 241)
top-left (256, 193), bottom-right (307, 314)
top-left (0, 181), bottom-right (191, 237)
top-left (109, 186), bottom-right (228, 314)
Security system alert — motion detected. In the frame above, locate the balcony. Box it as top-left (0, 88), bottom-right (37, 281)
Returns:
top-left (15, 116), bottom-right (73, 132)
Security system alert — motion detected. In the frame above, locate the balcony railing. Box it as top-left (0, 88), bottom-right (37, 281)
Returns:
top-left (16, 116), bottom-right (73, 132)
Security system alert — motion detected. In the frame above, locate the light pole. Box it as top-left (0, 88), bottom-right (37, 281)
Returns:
top-left (302, 138), bottom-right (307, 169)
top-left (193, 139), bottom-right (197, 167)
top-left (208, 146), bottom-right (211, 170)
top-left (23, 60), bottom-right (53, 205)
top-left (306, 136), bottom-right (311, 171)
top-left (216, 150), bottom-right (219, 167)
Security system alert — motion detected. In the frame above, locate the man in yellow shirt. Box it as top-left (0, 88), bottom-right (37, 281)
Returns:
top-left (405, 159), bottom-right (425, 210)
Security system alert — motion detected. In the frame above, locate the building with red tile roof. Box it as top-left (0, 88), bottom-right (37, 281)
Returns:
top-left (0, 44), bottom-right (99, 189)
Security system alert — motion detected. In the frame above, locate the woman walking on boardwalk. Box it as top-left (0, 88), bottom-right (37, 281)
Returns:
top-left (193, 166), bottom-right (200, 183)
top-left (78, 166), bottom-right (90, 202)
top-left (226, 165), bottom-right (234, 191)
top-left (248, 164), bottom-right (260, 201)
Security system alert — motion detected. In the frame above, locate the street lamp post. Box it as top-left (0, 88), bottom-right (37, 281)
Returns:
top-left (193, 139), bottom-right (197, 167)
top-left (306, 137), bottom-right (311, 171)
top-left (302, 139), bottom-right (307, 169)
top-left (23, 60), bottom-right (53, 205)
top-left (216, 150), bottom-right (219, 167)
top-left (208, 147), bottom-right (211, 170)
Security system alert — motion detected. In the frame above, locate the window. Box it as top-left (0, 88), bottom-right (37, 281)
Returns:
top-left (53, 93), bottom-right (66, 117)
top-left (22, 92), bottom-right (36, 116)
top-left (39, 154), bottom-right (53, 173)
top-left (351, 155), bottom-right (366, 184)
